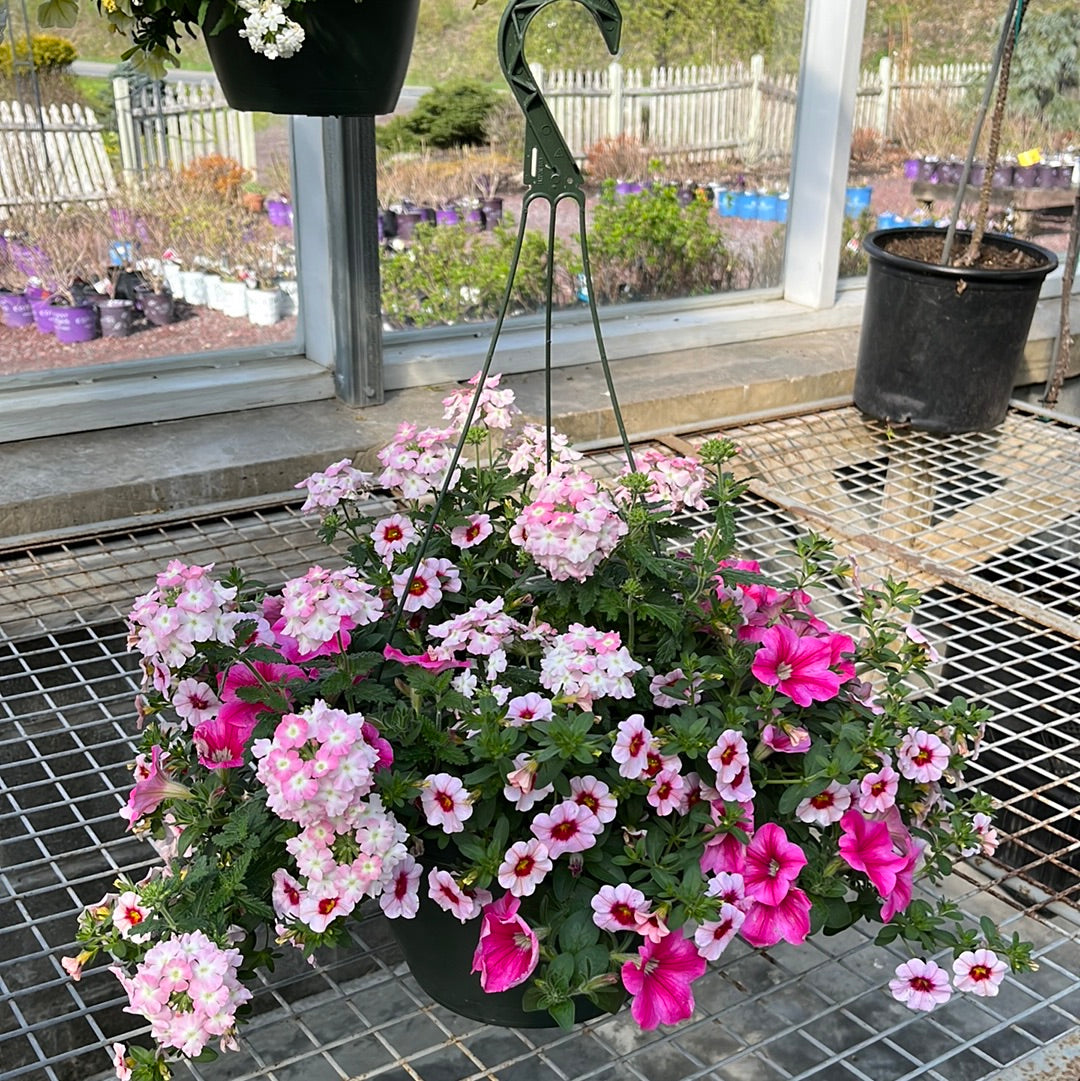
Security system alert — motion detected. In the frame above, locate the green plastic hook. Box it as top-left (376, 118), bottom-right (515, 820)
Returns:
top-left (498, 0), bottom-right (621, 205)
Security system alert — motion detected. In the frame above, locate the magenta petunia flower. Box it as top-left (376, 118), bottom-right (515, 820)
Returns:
top-left (743, 823), bottom-right (806, 906)
top-left (470, 893), bottom-right (540, 993)
top-left (889, 958), bottom-right (952, 1011)
top-left (192, 717), bottom-right (249, 769)
top-left (620, 930), bottom-right (707, 1030)
top-left (382, 643), bottom-right (470, 673)
top-left (751, 624), bottom-right (842, 707)
top-left (837, 809), bottom-right (909, 898)
top-left (739, 887), bottom-right (812, 947)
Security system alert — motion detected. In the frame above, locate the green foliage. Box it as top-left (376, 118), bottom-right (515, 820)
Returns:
top-left (377, 78), bottom-right (498, 151)
top-left (1011, 8), bottom-right (1080, 131)
top-left (380, 218), bottom-right (581, 329)
top-left (585, 182), bottom-right (737, 303)
top-left (0, 32), bottom-right (77, 75)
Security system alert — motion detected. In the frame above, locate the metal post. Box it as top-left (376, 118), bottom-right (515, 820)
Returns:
top-left (324, 115), bottom-right (384, 407)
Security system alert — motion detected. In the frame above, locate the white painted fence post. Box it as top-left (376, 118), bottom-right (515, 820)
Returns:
top-left (876, 55), bottom-right (891, 138)
top-left (113, 77), bottom-right (137, 178)
top-left (607, 59), bottom-right (623, 141)
top-left (746, 53), bottom-right (764, 162)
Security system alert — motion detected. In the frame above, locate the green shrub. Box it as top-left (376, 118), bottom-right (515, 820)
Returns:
top-left (380, 218), bottom-right (580, 329)
top-left (376, 78), bottom-right (498, 151)
top-left (0, 34), bottom-right (77, 76)
top-left (584, 182), bottom-right (737, 303)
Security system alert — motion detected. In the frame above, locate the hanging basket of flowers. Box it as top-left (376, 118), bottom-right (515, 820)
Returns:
top-left (37, 0), bottom-right (420, 116)
top-left (66, 373), bottom-right (1034, 1081)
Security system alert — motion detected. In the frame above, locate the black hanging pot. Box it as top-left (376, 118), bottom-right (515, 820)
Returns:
top-left (203, 0), bottom-right (420, 117)
top-left (854, 228), bottom-right (1057, 433)
top-left (389, 889), bottom-right (610, 1028)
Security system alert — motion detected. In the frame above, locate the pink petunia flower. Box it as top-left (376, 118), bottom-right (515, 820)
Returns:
top-left (531, 801), bottom-right (603, 858)
top-left (952, 949), bottom-right (1007, 997)
top-left (590, 882), bottom-right (649, 933)
top-left (743, 823), bottom-right (806, 906)
top-left (837, 810), bottom-right (909, 898)
top-left (497, 839), bottom-right (553, 897)
top-left (620, 930), bottom-right (707, 1030)
top-left (751, 624), bottom-right (843, 707)
top-left (125, 745), bottom-right (193, 827)
top-left (420, 773), bottom-right (473, 833)
top-left (739, 888), bottom-right (812, 947)
top-left (470, 893), bottom-right (540, 993)
top-left (889, 958), bottom-right (952, 1011)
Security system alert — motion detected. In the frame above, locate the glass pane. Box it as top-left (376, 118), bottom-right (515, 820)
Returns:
top-left (379, 0), bottom-right (806, 333)
top-left (0, 7), bottom-right (300, 378)
top-left (843, 0), bottom-right (1079, 279)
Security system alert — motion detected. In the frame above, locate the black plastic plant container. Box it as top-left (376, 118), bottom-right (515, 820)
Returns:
top-left (855, 228), bottom-right (1057, 433)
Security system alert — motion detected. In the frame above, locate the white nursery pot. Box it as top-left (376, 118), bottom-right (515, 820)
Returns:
top-left (247, 288), bottom-right (282, 327)
top-left (180, 270), bottom-right (208, 306)
top-left (204, 273), bottom-right (225, 311)
top-left (163, 262), bottom-right (184, 298)
top-left (220, 280), bottom-right (248, 318)
top-left (277, 278), bottom-right (299, 317)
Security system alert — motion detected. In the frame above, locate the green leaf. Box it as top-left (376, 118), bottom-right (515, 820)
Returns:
top-left (558, 910), bottom-right (600, 952)
top-left (37, 0), bottom-right (78, 27)
top-left (548, 952), bottom-right (576, 985)
top-left (549, 1000), bottom-right (576, 1029)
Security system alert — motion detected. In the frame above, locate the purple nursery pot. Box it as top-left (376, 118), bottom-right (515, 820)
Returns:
top-left (992, 163), bottom-right (1015, 188)
top-left (1012, 164), bottom-right (1037, 189)
top-left (31, 296), bottom-right (55, 334)
top-left (481, 198), bottom-right (503, 228)
top-left (435, 206), bottom-right (461, 227)
top-left (0, 291), bottom-right (34, 328)
top-left (266, 199), bottom-right (293, 227)
top-left (903, 158), bottom-right (921, 180)
top-left (97, 298), bottom-right (135, 338)
top-left (50, 301), bottom-right (99, 344)
top-left (465, 207), bottom-right (485, 231)
top-left (395, 210), bottom-right (423, 242)
top-left (918, 156), bottom-right (940, 183)
top-left (417, 206), bottom-right (437, 225)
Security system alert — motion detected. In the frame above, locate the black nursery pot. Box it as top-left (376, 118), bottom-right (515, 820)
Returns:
top-left (389, 891), bottom-right (608, 1029)
top-left (854, 228), bottom-right (1057, 433)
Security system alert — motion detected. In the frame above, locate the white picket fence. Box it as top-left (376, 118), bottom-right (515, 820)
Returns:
top-left (535, 55), bottom-right (988, 164)
top-left (113, 78), bottom-right (257, 177)
top-left (0, 100), bottom-right (117, 213)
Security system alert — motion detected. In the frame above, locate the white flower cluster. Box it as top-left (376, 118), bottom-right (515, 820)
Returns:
top-left (237, 0), bottom-right (306, 59)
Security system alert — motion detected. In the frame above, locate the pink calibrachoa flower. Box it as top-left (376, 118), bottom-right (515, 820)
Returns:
top-left (889, 958), bottom-right (952, 1011)
top-left (420, 773), bottom-right (473, 833)
top-left (751, 623), bottom-right (848, 707)
top-left (740, 888), bottom-right (812, 947)
top-left (451, 513), bottom-right (493, 549)
top-left (471, 893), bottom-right (540, 993)
top-left (858, 760), bottom-right (900, 813)
top-left (569, 775), bottom-right (618, 823)
top-left (612, 714), bottom-right (654, 779)
top-left (172, 678), bottom-right (221, 726)
top-left (380, 855), bottom-right (422, 919)
top-left (112, 891), bottom-right (152, 942)
top-left (897, 727), bottom-right (950, 783)
top-left (647, 769), bottom-right (686, 816)
top-left (964, 812), bottom-right (1001, 857)
top-left (620, 930), bottom-right (707, 1030)
top-left (743, 823), bottom-right (807, 906)
top-left (371, 514), bottom-right (418, 563)
top-left (706, 871), bottom-right (748, 910)
top-left (503, 754), bottom-right (554, 811)
top-left (125, 745), bottom-right (193, 827)
top-left (837, 810), bottom-right (909, 898)
top-left (504, 692), bottom-right (554, 726)
top-left (111, 1043), bottom-right (134, 1081)
top-left (391, 557), bottom-right (462, 613)
top-left (497, 838), bottom-right (553, 897)
top-left (427, 868), bottom-right (490, 922)
top-left (591, 883), bottom-right (649, 933)
top-left (707, 729), bottom-right (750, 786)
top-left (795, 780), bottom-right (852, 827)
top-left (759, 722), bottom-right (811, 754)
top-left (531, 800), bottom-right (603, 857)
top-left (952, 949), bottom-right (1007, 996)
top-left (693, 902), bottom-right (745, 960)
top-left (649, 667), bottom-right (702, 708)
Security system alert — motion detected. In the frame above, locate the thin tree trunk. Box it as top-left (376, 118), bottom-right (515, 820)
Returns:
top-left (1043, 187), bottom-right (1080, 406)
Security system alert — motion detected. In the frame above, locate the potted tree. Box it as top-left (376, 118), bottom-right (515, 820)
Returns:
top-left (38, 0), bottom-right (420, 116)
top-left (854, 0), bottom-right (1059, 433)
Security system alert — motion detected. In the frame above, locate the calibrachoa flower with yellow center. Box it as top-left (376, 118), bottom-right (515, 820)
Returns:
top-left (64, 372), bottom-right (1036, 1079)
